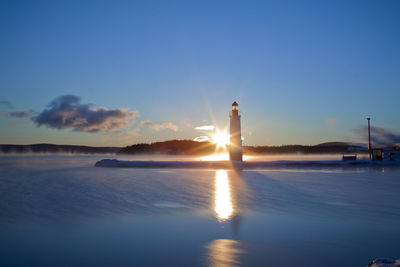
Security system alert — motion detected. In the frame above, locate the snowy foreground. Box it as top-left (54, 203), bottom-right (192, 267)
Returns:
top-left (95, 158), bottom-right (400, 168)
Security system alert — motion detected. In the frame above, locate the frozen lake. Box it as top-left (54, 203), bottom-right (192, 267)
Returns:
top-left (0, 155), bottom-right (399, 266)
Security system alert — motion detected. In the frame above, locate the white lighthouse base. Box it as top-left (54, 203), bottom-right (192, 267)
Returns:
top-left (229, 148), bottom-right (242, 162)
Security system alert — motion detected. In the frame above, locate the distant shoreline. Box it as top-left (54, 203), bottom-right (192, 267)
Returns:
top-left (0, 144), bottom-right (121, 154)
top-left (1, 140), bottom-right (397, 155)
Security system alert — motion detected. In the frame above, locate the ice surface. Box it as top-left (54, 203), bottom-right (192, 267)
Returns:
top-left (1, 155), bottom-right (400, 267)
top-left (95, 158), bottom-right (400, 169)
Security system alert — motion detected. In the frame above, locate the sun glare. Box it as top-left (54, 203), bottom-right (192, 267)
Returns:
top-left (212, 129), bottom-right (230, 148)
top-left (200, 153), bottom-right (229, 161)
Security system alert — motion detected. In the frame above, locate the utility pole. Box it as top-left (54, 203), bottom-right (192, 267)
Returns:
top-left (367, 117), bottom-right (371, 160)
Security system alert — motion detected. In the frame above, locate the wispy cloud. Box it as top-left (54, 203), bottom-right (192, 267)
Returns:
top-left (9, 110), bottom-right (36, 118)
top-left (195, 125), bottom-right (215, 131)
top-left (33, 95), bottom-right (138, 132)
top-left (139, 120), bottom-right (153, 127)
top-left (193, 136), bottom-right (210, 142)
top-left (108, 129), bottom-right (140, 138)
top-left (139, 120), bottom-right (178, 132)
top-left (354, 125), bottom-right (400, 146)
top-left (0, 100), bottom-right (13, 109)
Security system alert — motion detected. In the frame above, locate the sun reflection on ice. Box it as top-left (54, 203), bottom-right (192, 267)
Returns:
top-left (205, 239), bottom-right (243, 267)
top-left (215, 170), bottom-right (233, 220)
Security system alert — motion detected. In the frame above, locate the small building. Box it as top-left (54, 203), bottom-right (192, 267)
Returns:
top-left (372, 148), bottom-right (383, 161)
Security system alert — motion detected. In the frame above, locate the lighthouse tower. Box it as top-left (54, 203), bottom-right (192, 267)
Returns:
top-left (229, 101), bottom-right (243, 162)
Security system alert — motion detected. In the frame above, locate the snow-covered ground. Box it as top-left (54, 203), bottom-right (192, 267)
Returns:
top-left (368, 258), bottom-right (400, 267)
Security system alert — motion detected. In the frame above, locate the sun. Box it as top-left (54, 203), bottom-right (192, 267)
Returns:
top-left (211, 129), bottom-right (230, 148)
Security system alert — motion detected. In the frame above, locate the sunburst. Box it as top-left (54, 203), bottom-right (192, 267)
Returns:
top-left (211, 129), bottom-right (230, 148)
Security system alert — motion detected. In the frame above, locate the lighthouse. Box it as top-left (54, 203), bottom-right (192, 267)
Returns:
top-left (229, 101), bottom-right (243, 161)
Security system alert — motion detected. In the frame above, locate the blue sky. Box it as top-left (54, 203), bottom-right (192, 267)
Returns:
top-left (1, 0), bottom-right (400, 146)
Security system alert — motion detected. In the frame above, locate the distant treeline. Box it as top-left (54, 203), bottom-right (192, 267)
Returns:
top-left (0, 140), bottom-right (373, 155)
top-left (119, 140), bottom-right (367, 155)
top-left (118, 140), bottom-right (217, 155)
top-left (0, 144), bottom-right (120, 154)
top-left (243, 144), bottom-right (365, 154)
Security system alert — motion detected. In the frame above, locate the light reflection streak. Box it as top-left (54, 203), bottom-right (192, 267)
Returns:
top-left (205, 239), bottom-right (243, 267)
top-left (206, 170), bottom-right (246, 266)
top-left (215, 170), bottom-right (233, 220)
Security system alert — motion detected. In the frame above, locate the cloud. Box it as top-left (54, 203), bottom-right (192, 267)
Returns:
top-left (193, 136), bottom-right (210, 142)
top-left (139, 120), bottom-right (153, 127)
top-left (354, 125), bottom-right (400, 146)
top-left (0, 109), bottom-right (36, 119)
top-left (0, 101), bottom-right (13, 109)
top-left (195, 125), bottom-right (215, 131)
top-left (112, 129), bottom-right (140, 139)
top-left (33, 95), bottom-right (138, 132)
top-left (139, 120), bottom-right (179, 132)
top-left (3, 110), bottom-right (36, 126)
top-left (9, 110), bottom-right (35, 118)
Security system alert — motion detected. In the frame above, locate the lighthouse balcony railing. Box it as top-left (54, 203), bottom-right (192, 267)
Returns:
top-left (229, 111), bottom-right (241, 116)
